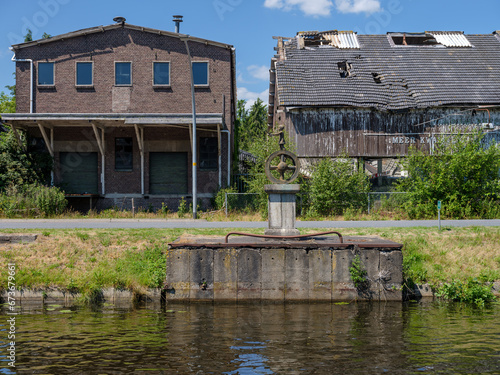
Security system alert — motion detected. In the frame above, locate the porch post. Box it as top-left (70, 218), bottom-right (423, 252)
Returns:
top-left (134, 124), bottom-right (145, 195)
top-left (37, 123), bottom-right (54, 186)
top-left (91, 123), bottom-right (106, 195)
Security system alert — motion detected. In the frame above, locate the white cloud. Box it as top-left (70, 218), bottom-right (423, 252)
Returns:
top-left (238, 87), bottom-right (269, 109)
top-left (264, 0), bottom-right (334, 17)
top-left (247, 65), bottom-right (269, 81)
top-left (335, 0), bottom-right (381, 14)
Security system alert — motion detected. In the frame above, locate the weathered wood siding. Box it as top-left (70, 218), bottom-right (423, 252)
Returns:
top-left (281, 107), bottom-right (500, 158)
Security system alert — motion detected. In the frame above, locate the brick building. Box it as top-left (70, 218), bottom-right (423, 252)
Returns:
top-left (1, 18), bottom-right (236, 211)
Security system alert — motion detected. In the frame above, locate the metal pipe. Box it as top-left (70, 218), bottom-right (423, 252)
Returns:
top-left (10, 47), bottom-right (33, 113)
top-left (182, 37), bottom-right (197, 219)
top-left (221, 129), bottom-right (230, 187)
top-left (224, 231), bottom-right (344, 244)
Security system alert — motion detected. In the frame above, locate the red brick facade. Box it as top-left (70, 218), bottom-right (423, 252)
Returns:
top-left (9, 23), bottom-right (236, 211)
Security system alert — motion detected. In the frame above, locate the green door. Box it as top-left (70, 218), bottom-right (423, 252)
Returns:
top-left (60, 152), bottom-right (98, 194)
top-left (149, 152), bottom-right (188, 194)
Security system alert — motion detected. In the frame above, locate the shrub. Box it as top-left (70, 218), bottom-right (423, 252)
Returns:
top-left (177, 196), bottom-right (188, 217)
top-left (396, 131), bottom-right (500, 219)
top-left (213, 186), bottom-right (237, 210)
top-left (307, 156), bottom-right (370, 216)
top-left (0, 183), bottom-right (67, 217)
top-left (435, 278), bottom-right (495, 307)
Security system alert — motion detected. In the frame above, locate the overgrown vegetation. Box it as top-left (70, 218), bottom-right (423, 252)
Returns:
top-left (435, 278), bottom-right (496, 307)
top-left (395, 131), bottom-right (500, 219)
top-left (0, 183), bottom-right (67, 217)
top-left (307, 156), bottom-right (370, 217)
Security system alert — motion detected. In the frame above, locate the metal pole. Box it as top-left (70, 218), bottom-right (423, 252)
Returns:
top-left (183, 37), bottom-right (197, 219)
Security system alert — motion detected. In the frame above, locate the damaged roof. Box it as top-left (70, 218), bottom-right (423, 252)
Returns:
top-left (275, 31), bottom-right (500, 110)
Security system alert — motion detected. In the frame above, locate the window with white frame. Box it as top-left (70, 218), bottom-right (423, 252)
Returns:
top-left (115, 62), bottom-right (132, 86)
top-left (192, 61), bottom-right (209, 86)
top-left (38, 62), bottom-right (54, 85)
top-left (76, 62), bottom-right (93, 86)
top-left (153, 62), bottom-right (170, 86)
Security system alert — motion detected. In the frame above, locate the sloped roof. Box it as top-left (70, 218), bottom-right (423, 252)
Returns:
top-left (275, 32), bottom-right (500, 110)
top-left (11, 22), bottom-right (233, 50)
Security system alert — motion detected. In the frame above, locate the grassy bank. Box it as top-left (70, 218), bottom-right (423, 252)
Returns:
top-left (1, 227), bottom-right (499, 302)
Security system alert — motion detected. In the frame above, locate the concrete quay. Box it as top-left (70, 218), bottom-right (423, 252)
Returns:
top-left (165, 234), bottom-right (404, 302)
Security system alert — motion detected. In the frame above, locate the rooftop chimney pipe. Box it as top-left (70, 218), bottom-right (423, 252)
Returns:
top-left (173, 15), bottom-right (183, 33)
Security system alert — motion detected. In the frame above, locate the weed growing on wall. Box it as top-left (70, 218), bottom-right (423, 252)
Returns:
top-left (349, 254), bottom-right (368, 289)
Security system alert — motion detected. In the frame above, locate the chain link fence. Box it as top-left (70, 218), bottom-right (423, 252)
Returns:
top-left (367, 192), bottom-right (409, 214)
top-left (223, 191), bottom-right (410, 217)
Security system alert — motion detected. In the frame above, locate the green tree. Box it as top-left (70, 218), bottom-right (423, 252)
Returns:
top-left (24, 29), bottom-right (33, 42)
top-left (0, 91), bottom-right (15, 114)
top-left (395, 131), bottom-right (500, 219)
top-left (308, 156), bottom-right (370, 216)
top-left (237, 98), bottom-right (268, 152)
top-left (0, 127), bottom-right (53, 191)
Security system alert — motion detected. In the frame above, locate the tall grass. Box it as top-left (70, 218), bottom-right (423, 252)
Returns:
top-left (0, 183), bottom-right (67, 217)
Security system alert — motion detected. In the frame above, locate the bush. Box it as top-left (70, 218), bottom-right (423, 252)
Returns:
top-left (435, 278), bottom-right (496, 307)
top-left (0, 183), bottom-right (67, 217)
top-left (307, 156), bottom-right (370, 216)
top-left (212, 186), bottom-right (237, 211)
top-left (396, 131), bottom-right (500, 219)
top-left (0, 126), bottom-right (53, 190)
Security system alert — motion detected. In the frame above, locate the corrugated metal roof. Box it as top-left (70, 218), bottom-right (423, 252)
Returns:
top-left (428, 32), bottom-right (472, 47)
top-left (323, 31), bottom-right (360, 49)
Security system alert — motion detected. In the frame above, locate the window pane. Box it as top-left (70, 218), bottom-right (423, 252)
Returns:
top-left (115, 137), bottom-right (133, 170)
top-left (193, 62), bottom-right (208, 85)
top-left (200, 137), bottom-right (218, 170)
top-left (38, 62), bottom-right (54, 85)
top-left (154, 62), bottom-right (170, 85)
top-left (76, 62), bottom-right (93, 85)
top-left (115, 62), bottom-right (131, 85)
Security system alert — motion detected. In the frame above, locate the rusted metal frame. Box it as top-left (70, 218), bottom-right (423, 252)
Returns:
top-left (224, 231), bottom-right (343, 244)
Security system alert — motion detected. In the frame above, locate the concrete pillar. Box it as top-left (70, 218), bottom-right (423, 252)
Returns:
top-left (264, 184), bottom-right (300, 236)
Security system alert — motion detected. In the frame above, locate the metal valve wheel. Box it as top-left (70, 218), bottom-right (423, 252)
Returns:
top-left (265, 150), bottom-right (301, 184)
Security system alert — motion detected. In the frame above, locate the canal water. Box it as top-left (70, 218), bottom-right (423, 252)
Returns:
top-left (1, 301), bottom-right (499, 374)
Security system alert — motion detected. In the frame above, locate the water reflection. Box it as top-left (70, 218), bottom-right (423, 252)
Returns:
top-left (0, 302), bottom-right (499, 374)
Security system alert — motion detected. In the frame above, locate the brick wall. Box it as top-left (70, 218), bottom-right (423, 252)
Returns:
top-left (15, 27), bottom-right (234, 129)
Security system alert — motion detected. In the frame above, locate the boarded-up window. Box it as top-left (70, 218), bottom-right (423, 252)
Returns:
top-left (115, 137), bottom-right (133, 171)
top-left (199, 137), bottom-right (218, 170)
top-left (149, 152), bottom-right (188, 194)
top-left (59, 152), bottom-right (98, 194)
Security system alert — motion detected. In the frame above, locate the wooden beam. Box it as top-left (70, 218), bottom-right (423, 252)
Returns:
top-left (134, 124), bottom-right (144, 152)
top-left (91, 122), bottom-right (105, 156)
top-left (9, 125), bottom-right (25, 150)
top-left (37, 123), bottom-right (54, 157)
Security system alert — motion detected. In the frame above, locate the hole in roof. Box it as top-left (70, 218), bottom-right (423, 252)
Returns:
top-left (372, 73), bottom-right (382, 84)
top-left (391, 34), bottom-right (439, 46)
top-left (338, 60), bottom-right (352, 78)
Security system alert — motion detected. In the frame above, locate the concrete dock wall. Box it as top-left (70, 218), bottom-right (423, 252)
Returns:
top-left (165, 245), bottom-right (403, 302)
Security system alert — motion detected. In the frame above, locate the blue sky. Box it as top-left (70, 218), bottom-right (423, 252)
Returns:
top-left (1, 0), bottom-right (499, 108)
